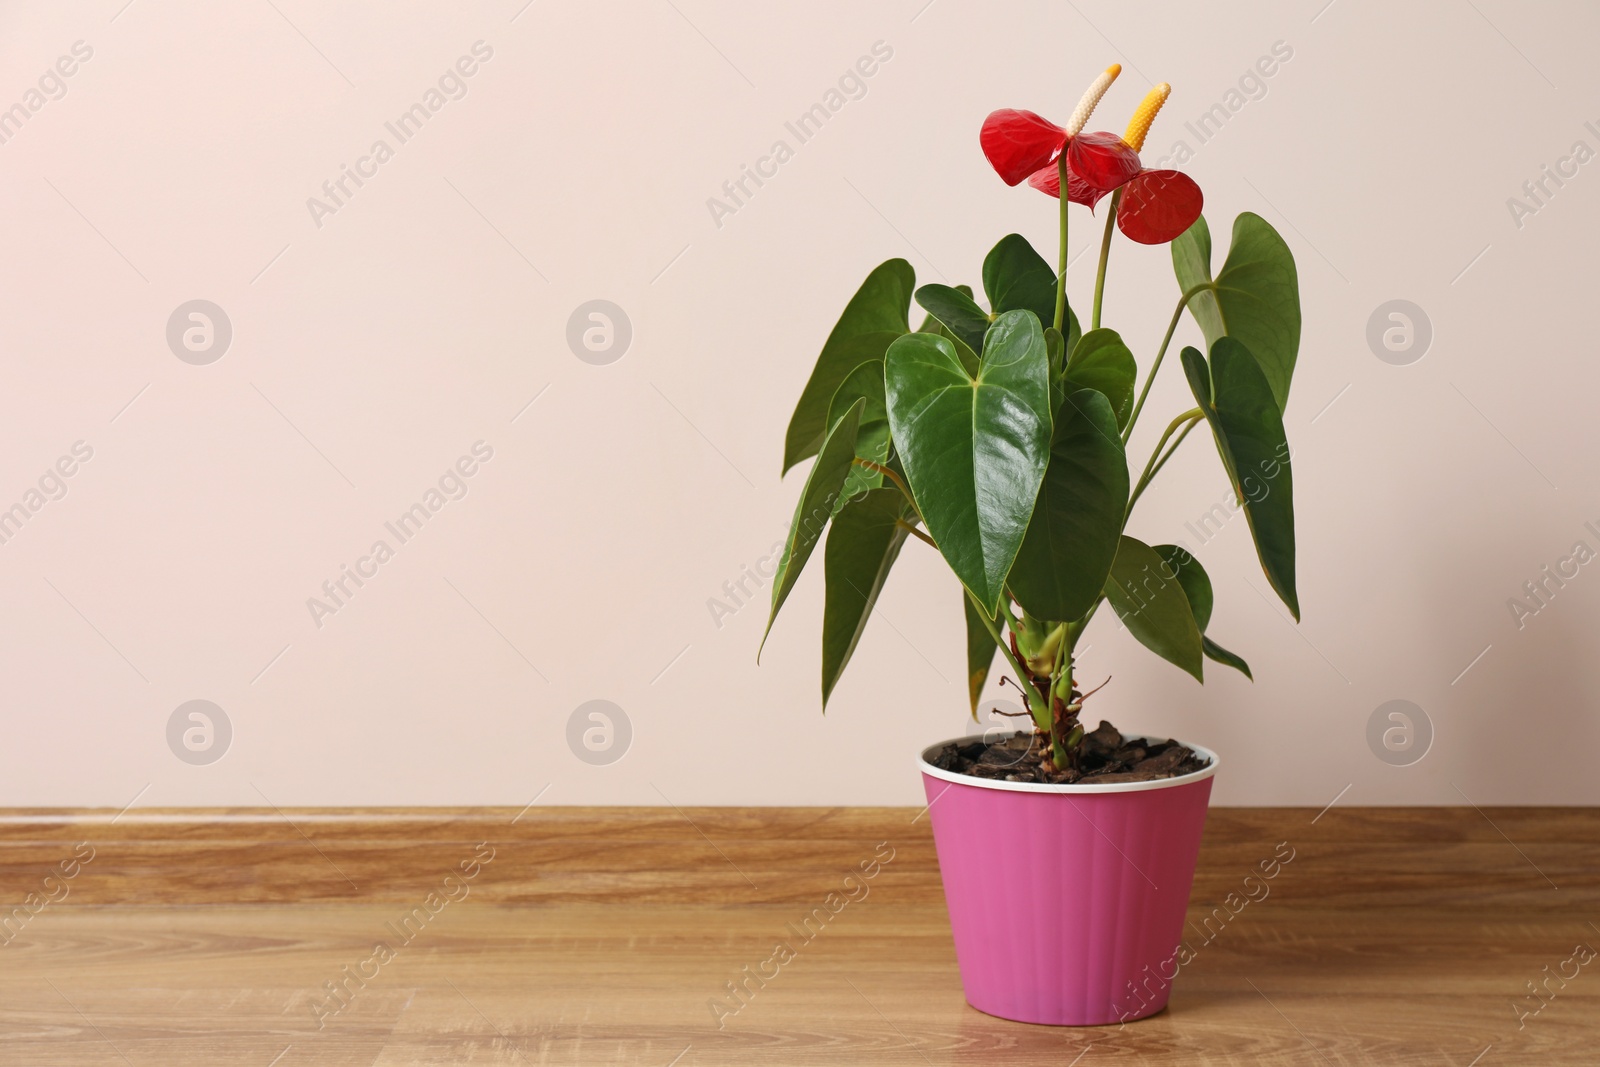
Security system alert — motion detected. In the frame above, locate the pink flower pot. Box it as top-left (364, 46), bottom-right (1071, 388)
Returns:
top-left (919, 735), bottom-right (1218, 1026)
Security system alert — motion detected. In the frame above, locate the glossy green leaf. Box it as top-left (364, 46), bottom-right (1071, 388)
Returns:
top-left (964, 594), bottom-right (999, 715)
top-left (1104, 535), bottom-right (1204, 682)
top-left (939, 323), bottom-right (981, 377)
top-left (827, 362), bottom-right (891, 504)
top-left (1008, 389), bottom-right (1129, 623)
top-left (914, 283), bottom-right (990, 358)
top-left (1171, 213), bottom-right (1301, 412)
top-left (1153, 544), bottom-right (1253, 680)
top-left (1182, 337), bottom-right (1299, 619)
top-left (884, 311), bottom-right (1052, 615)
top-left (916, 286), bottom-right (980, 375)
top-left (821, 488), bottom-right (916, 706)
top-left (1062, 328), bottom-right (1137, 429)
top-left (784, 260), bottom-right (913, 473)
top-left (761, 400), bottom-right (865, 656)
top-left (982, 233), bottom-right (1057, 327)
top-left (1153, 543), bottom-right (1214, 628)
top-left (977, 231), bottom-right (1078, 356)
top-left (1202, 635), bottom-right (1253, 680)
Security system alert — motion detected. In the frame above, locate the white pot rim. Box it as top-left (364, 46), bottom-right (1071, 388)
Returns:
top-left (918, 732), bottom-right (1220, 795)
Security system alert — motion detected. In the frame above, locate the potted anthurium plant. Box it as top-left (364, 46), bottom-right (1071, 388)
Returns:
top-left (764, 63), bottom-right (1301, 1025)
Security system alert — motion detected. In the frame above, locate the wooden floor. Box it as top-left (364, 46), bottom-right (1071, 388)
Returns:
top-left (2, 807), bottom-right (1597, 1064)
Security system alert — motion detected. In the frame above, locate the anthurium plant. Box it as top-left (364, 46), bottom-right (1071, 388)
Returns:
top-left (766, 65), bottom-right (1302, 774)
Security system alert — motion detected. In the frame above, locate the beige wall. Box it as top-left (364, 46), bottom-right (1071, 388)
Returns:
top-left (1, 0), bottom-right (1595, 806)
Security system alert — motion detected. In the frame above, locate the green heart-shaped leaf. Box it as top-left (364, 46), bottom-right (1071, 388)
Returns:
top-left (916, 284), bottom-right (981, 375)
top-left (762, 399), bottom-right (866, 656)
top-left (914, 283), bottom-right (991, 359)
top-left (827, 362), bottom-right (891, 504)
top-left (1182, 337), bottom-right (1298, 619)
top-left (821, 488), bottom-right (916, 707)
top-left (784, 259), bottom-right (913, 473)
top-left (983, 233), bottom-right (1058, 326)
top-left (1104, 535), bottom-right (1204, 682)
top-left (1063, 328), bottom-right (1137, 429)
top-left (1172, 213), bottom-right (1301, 412)
top-left (1007, 388), bottom-right (1129, 623)
top-left (1153, 544), bottom-right (1252, 680)
top-left (885, 310), bottom-right (1052, 615)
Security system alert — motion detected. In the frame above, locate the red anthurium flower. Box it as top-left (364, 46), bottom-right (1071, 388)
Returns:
top-left (980, 65), bottom-right (1136, 207)
top-left (984, 77), bottom-right (1204, 246)
top-left (1022, 131), bottom-right (1141, 207)
top-left (979, 108), bottom-right (1071, 186)
top-left (1102, 83), bottom-right (1203, 244)
top-left (1115, 166), bottom-right (1203, 245)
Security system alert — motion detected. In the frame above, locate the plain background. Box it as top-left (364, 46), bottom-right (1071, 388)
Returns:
top-left (0, 0), bottom-right (1593, 807)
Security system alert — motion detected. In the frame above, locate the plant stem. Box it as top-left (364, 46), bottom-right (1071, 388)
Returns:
top-left (1091, 190), bottom-right (1121, 331)
top-left (894, 518), bottom-right (937, 549)
top-left (967, 589), bottom-right (1052, 734)
top-left (857, 460), bottom-right (938, 549)
top-left (1125, 411), bottom-right (1203, 520)
top-left (853, 457), bottom-right (909, 499)
top-left (1144, 416), bottom-right (1202, 484)
top-left (1049, 622), bottom-right (1074, 767)
top-left (1052, 154), bottom-right (1070, 332)
top-left (1121, 282), bottom-right (1215, 445)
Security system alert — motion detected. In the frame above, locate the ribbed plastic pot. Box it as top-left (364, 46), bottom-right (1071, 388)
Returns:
top-left (919, 735), bottom-right (1218, 1026)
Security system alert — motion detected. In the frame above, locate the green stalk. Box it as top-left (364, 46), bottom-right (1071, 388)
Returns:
top-left (853, 457), bottom-right (933, 537)
top-left (853, 457), bottom-right (912, 505)
top-left (1052, 153), bottom-right (1070, 332)
top-left (1121, 282), bottom-right (1214, 444)
top-left (1049, 623), bottom-right (1074, 767)
top-left (966, 589), bottom-right (1052, 735)
top-left (1090, 189), bottom-right (1121, 331)
top-left (1138, 417), bottom-right (1202, 497)
top-left (894, 518), bottom-right (937, 549)
top-left (1125, 408), bottom-right (1202, 520)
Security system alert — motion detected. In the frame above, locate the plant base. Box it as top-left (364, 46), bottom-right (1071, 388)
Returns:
top-left (919, 734), bottom-right (1217, 1026)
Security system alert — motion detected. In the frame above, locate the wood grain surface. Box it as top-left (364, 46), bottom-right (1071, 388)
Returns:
top-left (0, 805), bottom-right (1593, 908)
top-left (1, 806), bottom-right (1595, 1064)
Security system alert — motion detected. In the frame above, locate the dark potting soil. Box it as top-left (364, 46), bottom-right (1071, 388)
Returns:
top-left (927, 720), bottom-right (1210, 785)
